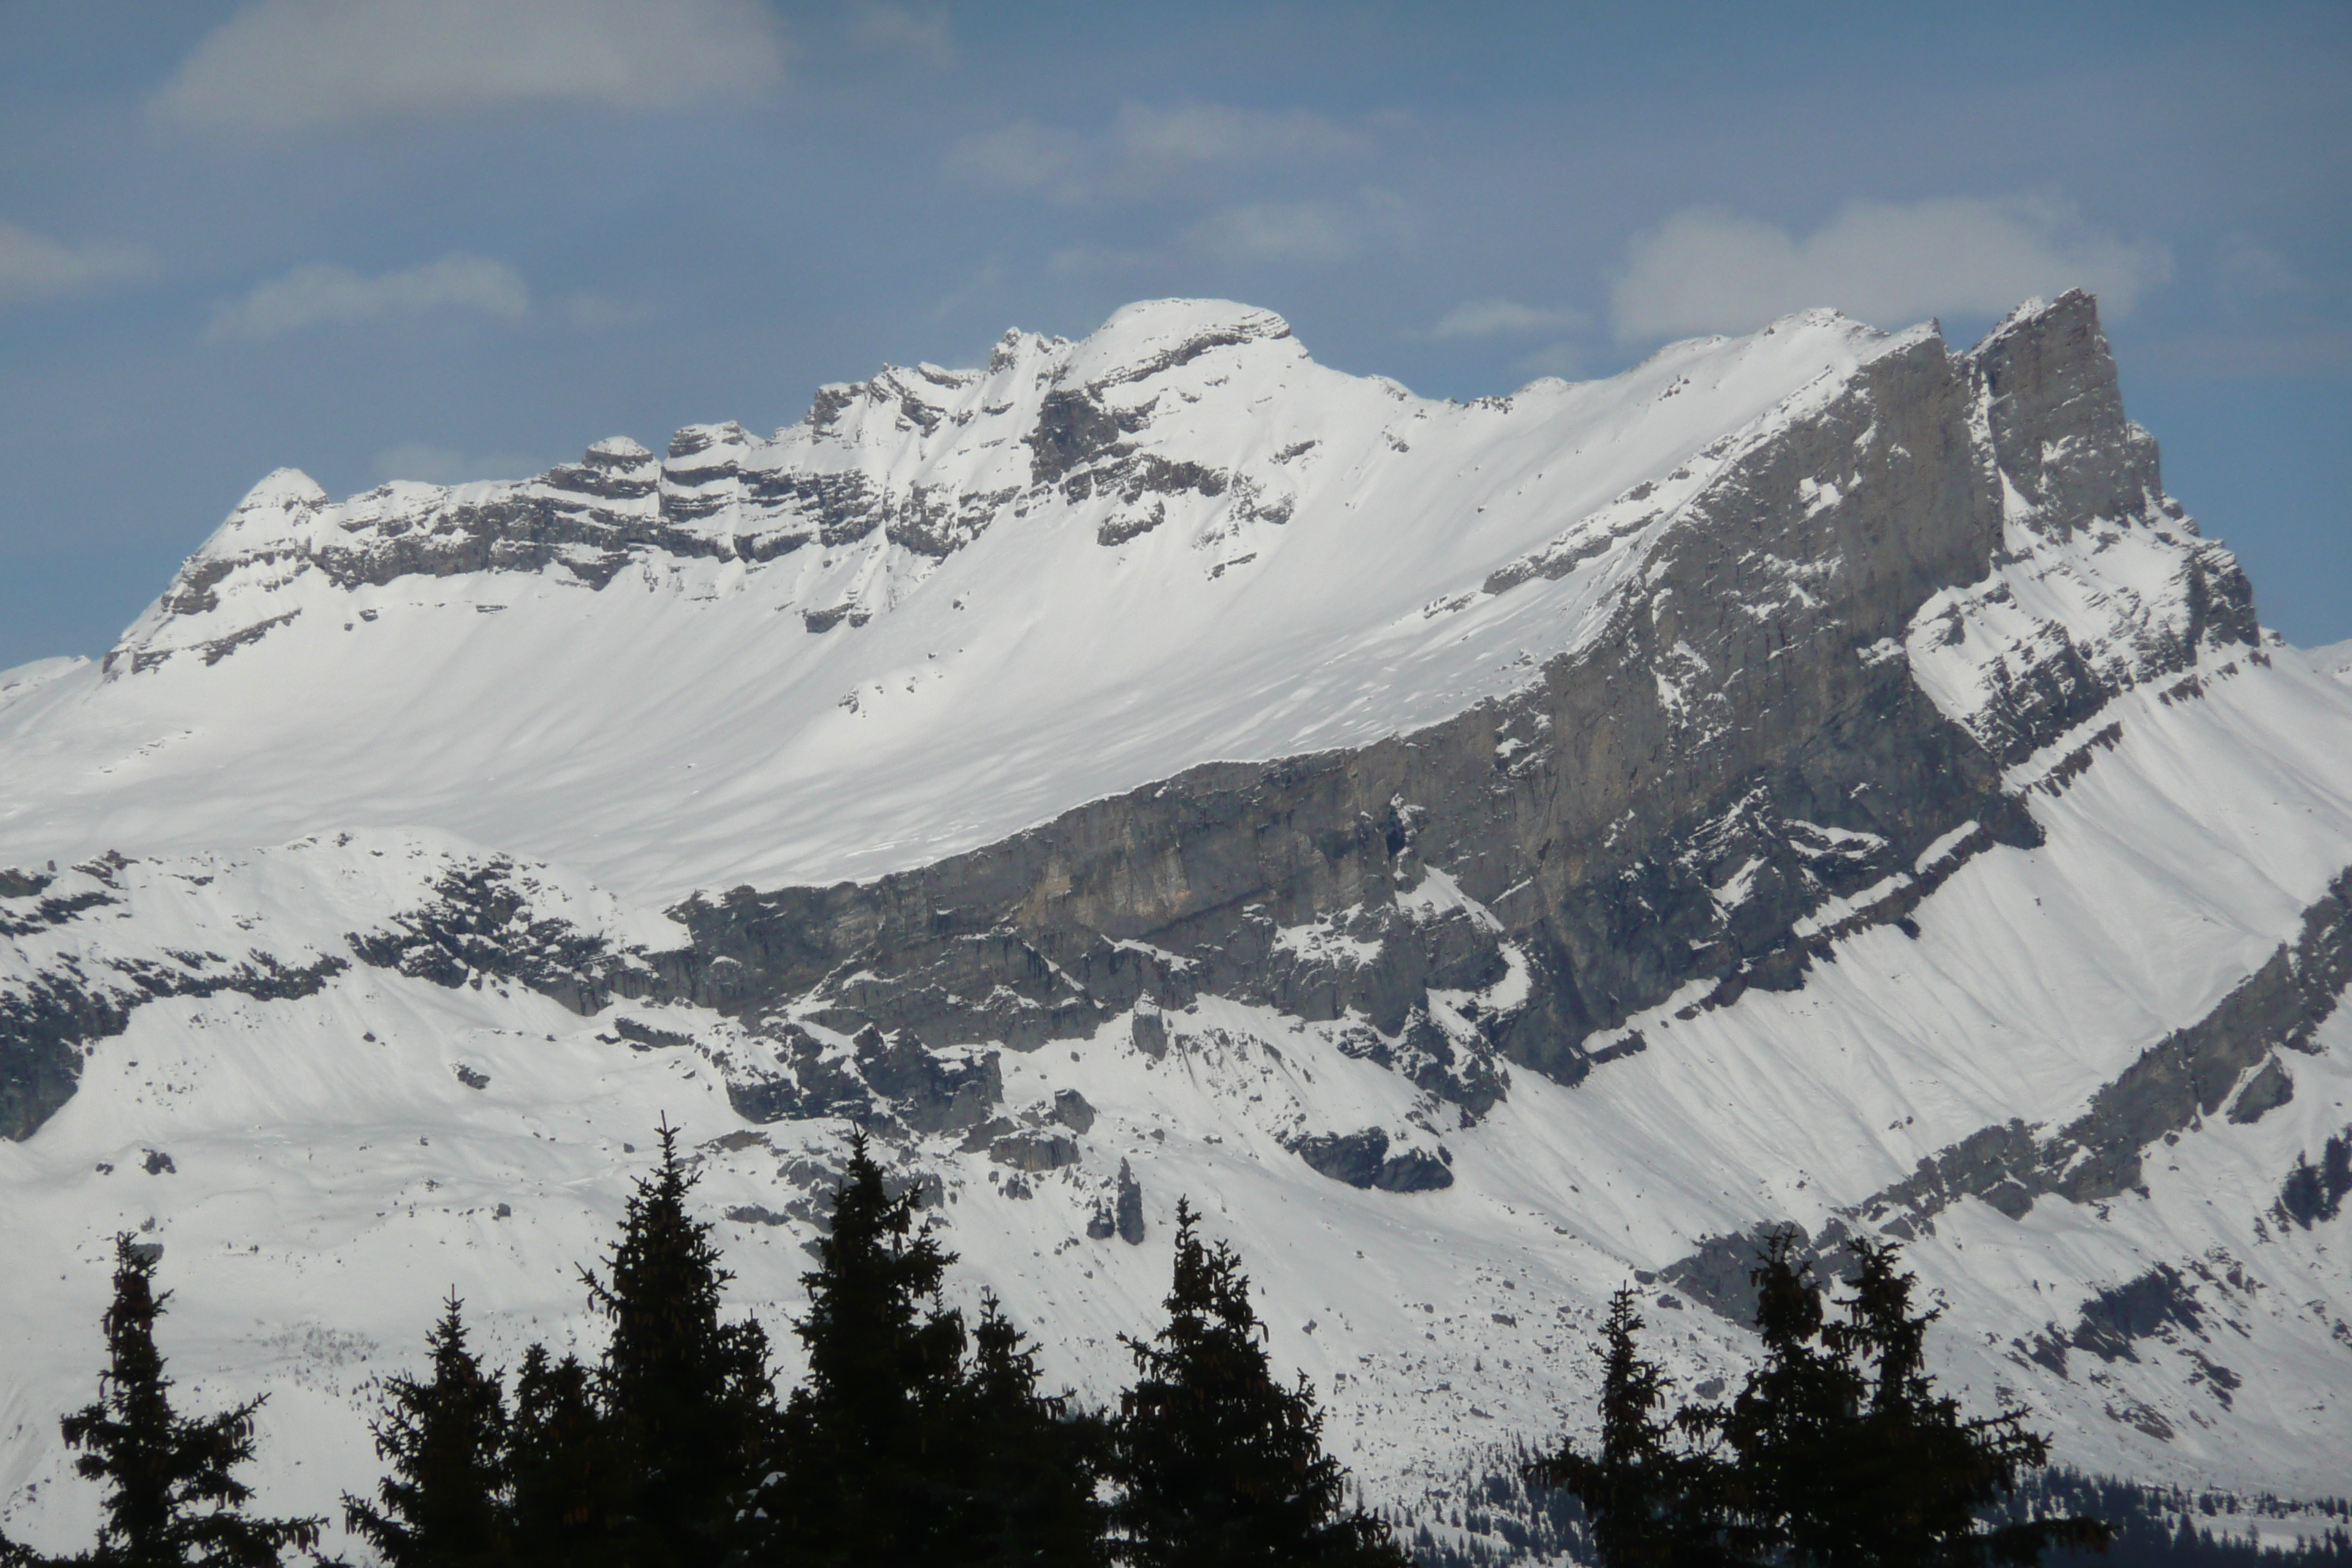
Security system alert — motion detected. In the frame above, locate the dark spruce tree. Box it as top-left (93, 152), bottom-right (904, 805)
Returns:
top-left (1107, 1201), bottom-right (1405, 1568)
top-left (56, 1234), bottom-right (323, 1567)
top-left (579, 1119), bottom-right (777, 1567)
top-left (506, 1346), bottom-right (628, 1568)
top-left (956, 1292), bottom-right (1110, 1567)
top-left (1524, 1286), bottom-right (1735, 1568)
top-left (1781, 1235), bottom-right (2109, 1568)
top-left (1533, 1230), bottom-right (2110, 1568)
top-left (758, 1131), bottom-right (984, 1567)
top-left (342, 1292), bottom-right (514, 1567)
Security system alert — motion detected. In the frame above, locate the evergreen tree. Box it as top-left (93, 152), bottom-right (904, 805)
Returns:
top-left (1525, 1287), bottom-right (1739, 1568)
top-left (1707, 1229), bottom-right (1862, 1567)
top-left (505, 1346), bottom-right (627, 1568)
top-left (956, 1292), bottom-right (1110, 1567)
top-left (342, 1292), bottom-right (513, 1568)
top-left (56, 1234), bottom-right (322, 1568)
top-left (1107, 1201), bottom-right (1405, 1568)
top-left (579, 1119), bottom-right (777, 1566)
top-left (1796, 1237), bottom-right (2109, 1568)
top-left (1539, 1231), bottom-right (2109, 1568)
top-left (759, 1131), bottom-right (980, 1567)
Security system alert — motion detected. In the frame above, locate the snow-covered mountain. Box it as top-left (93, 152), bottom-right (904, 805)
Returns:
top-left (4, 293), bottom-right (2351, 1558)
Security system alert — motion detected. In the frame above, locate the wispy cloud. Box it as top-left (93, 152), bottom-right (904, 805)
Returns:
top-left (156, 0), bottom-right (788, 133)
top-left (847, 1), bottom-right (954, 67)
top-left (207, 255), bottom-right (529, 341)
top-left (2215, 234), bottom-right (2310, 315)
top-left (2138, 329), bottom-right (2352, 381)
top-left (1116, 102), bottom-right (1360, 168)
top-left (1429, 299), bottom-right (1591, 340)
top-left (1184, 201), bottom-right (1356, 264)
top-left (944, 121), bottom-right (1093, 201)
top-left (1611, 197), bottom-right (2173, 341)
top-left (946, 100), bottom-right (1365, 206)
top-left (373, 442), bottom-right (542, 486)
top-left (0, 222), bottom-right (153, 310)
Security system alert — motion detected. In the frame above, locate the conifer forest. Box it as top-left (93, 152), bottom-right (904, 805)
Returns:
top-left (2, 1122), bottom-right (2343, 1568)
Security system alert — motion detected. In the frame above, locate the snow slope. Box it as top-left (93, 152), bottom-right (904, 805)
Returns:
top-left (0, 303), bottom-right (1901, 898)
top-left (4, 296), bottom-right (2351, 1559)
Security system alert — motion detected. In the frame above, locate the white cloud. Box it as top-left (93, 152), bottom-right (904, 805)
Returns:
top-left (1114, 102), bottom-right (1360, 168)
top-left (1185, 202), bottom-right (1355, 265)
top-left (560, 290), bottom-right (657, 331)
top-left (374, 442), bottom-right (540, 485)
top-left (156, 0), bottom-right (788, 133)
top-left (942, 121), bottom-right (1093, 200)
top-left (2215, 234), bottom-right (2307, 314)
top-left (946, 100), bottom-right (1362, 205)
top-left (2140, 328), bottom-right (2352, 380)
top-left (1512, 342), bottom-right (1588, 380)
top-left (848, 1), bottom-right (953, 66)
top-left (0, 223), bottom-right (153, 309)
top-left (1610, 197), bottom-right (2174, 342)
top-left (1431, 299), bottom-right (1590, 339)
top-left (207, 255), bottom-right (529, 340)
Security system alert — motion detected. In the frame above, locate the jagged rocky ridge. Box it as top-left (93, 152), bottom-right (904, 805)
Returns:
top-left (4, 292), bottom-right (2350, 1549)
top-left (18, 293), bottom-right (2257, 1152)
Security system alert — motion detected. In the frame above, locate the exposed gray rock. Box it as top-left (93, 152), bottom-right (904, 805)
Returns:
top-left (2274, 1126), bottom-right (2352, 1229)
top-left (2022, 1262), bottom-right (2215, 1379)
top-left (989, 1131), bottom-right (1079, 1172)
top-left (1048, 1088), bottom-right (1096, 1134)
top-left (611, 1016), bottom-right (693, 1050)
top-left (0, 867), bottom-right (54, 899)
top-left (15, 297), bottom-right (2267, 1182)
top-left (1292, 1128), bottom-right (1455, 1193)
top-left (2, 874), bottom-right (349, 1142)
top-left (1659, 867), bottom-right (2352, 1328)
top-left (1115, 1158), bottom-right (1145, 1244)
top-left (2227, 1054), bottom-right (2294, 1124)
top-left (1130, 1008), bottom-right (1168, 1058)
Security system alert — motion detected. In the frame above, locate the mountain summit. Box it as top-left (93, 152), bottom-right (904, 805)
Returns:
top-left (3, 293), bottom-right (2349, 1556)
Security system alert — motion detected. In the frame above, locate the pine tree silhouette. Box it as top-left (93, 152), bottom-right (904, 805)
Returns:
top-left (1799, 1237), bottom-right (2110, 1568)
top-left (56, 1233), bottom-right (322, 1567)
top-left (1525, 1286), bottom-right (1736, 1568)
top-left (957, 1292), bottom-right (1109, 1567)
top-left (506, 1346), bottom-right (627, 1568)
top-left (1536, 1231), bottom-right (2109, 1568)
top-left (761, 1131), bottom-right (976, 1567)
top-left (342, 1292), bottom-right (514, 1567)
top-left (1108, 1200), bottom-right (1405, 1567)
top-left (1708, 1229), bottom-right (1861, 1567)
top-left (579, 1118), bottom-right (777, 1566)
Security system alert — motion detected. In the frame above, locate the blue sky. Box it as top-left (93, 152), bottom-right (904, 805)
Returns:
top-left (2, 0), bottom-right (2346, 670)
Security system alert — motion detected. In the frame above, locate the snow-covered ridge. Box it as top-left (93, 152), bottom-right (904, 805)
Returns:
top-left (4, 299), bottom-right (1910, 896)
top-left (7, 290), bottom-right (2352, 1553)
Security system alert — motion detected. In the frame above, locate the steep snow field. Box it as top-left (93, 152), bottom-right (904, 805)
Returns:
top-left (0, 304), bottom-right (1897, 898)
top-left (5, 298), bottom-right (2352, 1556)
top-left (4, 643), bottom-right (2351, 1549)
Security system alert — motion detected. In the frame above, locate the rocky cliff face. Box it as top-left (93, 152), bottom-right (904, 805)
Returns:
top-left (1, 291), bottom-right (2278, 1211)
top-left (4, 292), bottom-right (2348, 1547)
top-left (298, 293), bottom-right (2258, 1158)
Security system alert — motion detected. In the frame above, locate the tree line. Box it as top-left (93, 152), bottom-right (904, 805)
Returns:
top-left (0, 1125), bottom-right (2108, 1568)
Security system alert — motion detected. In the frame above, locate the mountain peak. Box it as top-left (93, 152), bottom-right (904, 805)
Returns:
top-left (1058, 298), bottom-right (1297, 388)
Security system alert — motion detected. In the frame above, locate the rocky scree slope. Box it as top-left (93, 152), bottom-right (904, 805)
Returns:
top-left (3, 293), bottom-right (2351, 1553)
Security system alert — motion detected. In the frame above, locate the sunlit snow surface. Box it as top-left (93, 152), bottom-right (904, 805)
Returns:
top-left (4, 301), bottom-right (2352, 1556)
top-left (0, 303), bottom-right (1892, 898)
